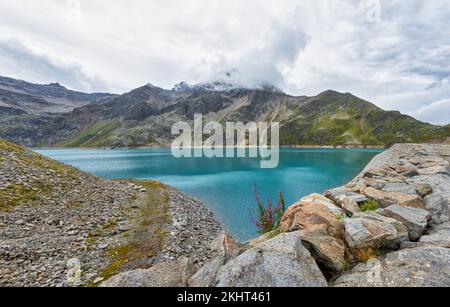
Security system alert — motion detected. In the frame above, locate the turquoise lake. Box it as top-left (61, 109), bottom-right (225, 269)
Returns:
top-left (35, 148), bottom-right (382, 241)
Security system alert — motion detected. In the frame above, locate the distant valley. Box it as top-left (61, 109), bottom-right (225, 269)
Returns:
top-left (0, 75), bottom-right (448, 148)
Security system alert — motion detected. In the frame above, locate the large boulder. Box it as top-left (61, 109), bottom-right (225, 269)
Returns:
top-left (209, 232), bottom-right (241, 261)
top-left (383, 164), bottom-right (419, 177)
top-left (382, 183), bottom-right (417, 195)
top-left (359, 164), bottom-right (420, 191)
top-left (424, 193), bottom-right (449, 225)
top-left (245, 230), bottom-right (280, 249)
top-left (325, 188), bottom-right (368, 204)
top-left (361, 177), bottom-right (388, 190)
top-left (299, 234), bottom-right (347, 272)
top-left (362, 167), bottom-right (408, 180)
top-left (280, 194), bottom-right (344, 236)
top-left (344, 212), bottom-right (408, 250)
top-left (325, 188), bottom-right (365, 216)
top-left (378, 205), bottom-right (430, 240)
top-left (100, 257), bottom-right (194, 287)
top-left (410, 174), bottom-right (450, 225)
top-left (432, 222), bottom-right (450, 231)
top-left (189, 256), bottom-right (226, 287)
top-left (214, 232), bottom-right (328, 287)
top-left (418, 229), bottom-right (450, 248)
top-left (409, 156), bottom-right (450, 175)
top-left (414, 183), bottom-right (433, 198)
top-left (189, 232), bottom-right (241, 287)
top-left (334, 247), bottom-right (450, 287)
top-left (418, 165), bottom-right (450, 176)
top-left (409, 156), bottom-right (449, 169)
top-left (336, 195), bottom-right (362, 216)
top-left (363, 187), bottom-right (424, 209)
top-left (280, 194), bottom-right (347, 271)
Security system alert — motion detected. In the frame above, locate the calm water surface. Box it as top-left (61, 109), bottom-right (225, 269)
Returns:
top-left (35, 148), bottom-right (382, 241)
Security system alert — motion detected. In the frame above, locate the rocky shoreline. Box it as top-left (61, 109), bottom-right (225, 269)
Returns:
top-left (1, 140), bottom-right (449, 287)
top-left (129, 143), bottom-right (448, 288)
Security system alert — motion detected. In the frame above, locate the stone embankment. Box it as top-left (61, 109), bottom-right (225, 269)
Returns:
top-left (114, 143), bottom-right (448, 288)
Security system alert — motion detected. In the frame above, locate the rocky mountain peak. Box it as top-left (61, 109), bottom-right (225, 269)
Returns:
top-left (48, 82), bottom-right (65, 88)
top-left (127, 83), bottom-right (167, 96)
top-left (172, 81), bottom-right (191, 92)
top-left (315, 90), bottom-right (351, 99)
top-left (144, 83), bottom-right (158, 89)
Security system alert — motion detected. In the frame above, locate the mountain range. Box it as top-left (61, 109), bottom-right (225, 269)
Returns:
top-left (0, 75), bottom-right (115, 115)
top-left (0, 75), bottom-right (448, 148)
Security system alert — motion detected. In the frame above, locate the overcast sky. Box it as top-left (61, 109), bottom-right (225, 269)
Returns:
top-left (0, 0), bottom-right (449, 124)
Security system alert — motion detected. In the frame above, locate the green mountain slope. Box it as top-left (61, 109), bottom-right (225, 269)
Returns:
top-left (279, 91), bottom-right (449, 146)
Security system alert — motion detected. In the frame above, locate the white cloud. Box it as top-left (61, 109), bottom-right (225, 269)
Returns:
top-left (412, 99), bottom-right (450, 125)
top-left (0, 37), bottom-right (111, 92)
top-left (0, 0), bottom-right (448, 124)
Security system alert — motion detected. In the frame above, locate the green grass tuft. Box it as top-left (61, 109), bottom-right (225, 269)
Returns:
top-left (360, 199), bottom-right (380, 212)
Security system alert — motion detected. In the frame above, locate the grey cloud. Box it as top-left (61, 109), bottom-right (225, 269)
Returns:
top-left (197, 20), bottom-right (309, 89)
top-left (0, 37), bottom-right (112, 93)
top-left (0, 1), bottom-right (449, 124)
